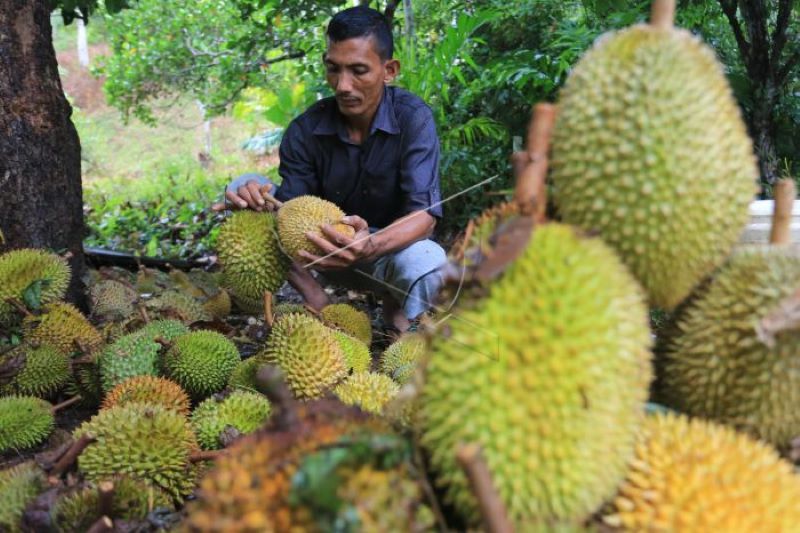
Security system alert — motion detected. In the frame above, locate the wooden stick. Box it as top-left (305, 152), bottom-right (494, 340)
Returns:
top-left (513, 103), bottom-right (557, 222)
top-left (263, 291), bottom-right (273, 328)
top-left (413, 443), bottom-right (449, 532)
top-left (259, 185), bottom-right (284, 209)
top-left (49, 433), bottom-right (96, 477)
top-left (4, 297), bottom-right (33, 317)
top-left (51, 395), bottom-right (82, 414)
top-left (770, 179), bottom-right (796, 245)
top-left (650, 0), bottom-right (675, 30)
top-left (97, 481), bottom-right (115, 518)
top-left (86, 516), bottom-right (113, 533)
top-left (456, 443), bottom-right (514, 533)
top-left (189, 449), bottom-right (226, 463)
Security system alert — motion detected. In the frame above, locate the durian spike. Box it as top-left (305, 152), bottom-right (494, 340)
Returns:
top-left (456, 443), bottom-right (514, 533)
top-left (51, 395), bottom-right (82, 414)
top-left (263, 291), bottom-right (273, 327)
top-left (513, 103), bottom-right (557, 221)
top-left (98, 481), bottom-right (115, 518)
top-left (86, 516), bottom-right (113, 533)
top-left (258, 185), bottom-right (285, 209)
top-left (650, 0), bottom-right (675, 30)
top-left (769, 179), bottom-right (796, 245)
top-left (49, 432), bottom-right (96, 478)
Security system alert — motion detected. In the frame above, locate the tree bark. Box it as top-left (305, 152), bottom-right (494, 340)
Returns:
top-left (0, 0), bottom-right (87, 309)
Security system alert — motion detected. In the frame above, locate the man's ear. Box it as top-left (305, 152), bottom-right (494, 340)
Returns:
top-left (384, 58), bottom-right (400, 83)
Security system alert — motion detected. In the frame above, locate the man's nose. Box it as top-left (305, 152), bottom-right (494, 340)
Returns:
top-left (336, 72), bottom-right (353, 93)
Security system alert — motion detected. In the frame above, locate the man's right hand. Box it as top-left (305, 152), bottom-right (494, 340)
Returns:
top-left (211, 180), bottom-right (276, 212)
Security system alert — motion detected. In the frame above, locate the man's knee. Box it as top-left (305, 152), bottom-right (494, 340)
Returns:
top-left (383, 240), bottom-right (447, 318)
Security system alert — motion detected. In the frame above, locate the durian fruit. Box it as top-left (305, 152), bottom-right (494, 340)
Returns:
top-left (1, 344), bottom-right (71, 398)
top-left (656, 246), bottom-right (800, 448)
top-left (217, 211), bottom-right (290, 302)
top-left (146, 289), bottom-right (212, 324)
top-left (333, 372), bottom-right (399, 414)
top-left (259, 313), bottom-right (347, 400)
top-left (380, 333), bottom-right (425, 385)
top-left (451, 201), bottom-right (521, 263)
top-left (191, 391), bottom-right (272, 450)
top-left (162, 330), bottom-right (240, 400)
top-left (102, 375), bottom-right (191, 416)
top-left (0, 462), bottom-right (44, 533)
top-left (88, 279), bottom-right (138, 321)
top-left (273, 302), bottom-right (312, 320)
top-left (203, 288), bottom-right (231, 320)
top-left (332, 329), bottom-right (371, 373)
top-left (602, 413), bottom-right (800, 531)
top-left (22, 302), bottom-right (104, 356)
top-left (276, 195), bottom-right (356, 260)
top-left (75, 402), bottom-right (200, 501)
top-left (51, 476), bottom-right (173, 533)
top-left (226, 285), bottom-right (265, 315)
top-left (0, 248), bottom-right (70, 325)
top-left (227, 357), bottom-right (261, 392)
top-left (320, 303), bottom-right (372, 345)
top-left (169, 269), bottom-right (207, 298)
top-left (0, 395), bottom-right (54, 453)
top-left (67, 353), bottom-right (104, 406)
top-left (98, 319), bottom-right (189, 392)
top-left (420, 223), bottom-right (652, 527)
top-left (549, 3), bottom-right (757, 309)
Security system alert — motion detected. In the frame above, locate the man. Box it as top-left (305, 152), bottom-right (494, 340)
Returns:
top-left (219, 6), bottom-right (446, 334)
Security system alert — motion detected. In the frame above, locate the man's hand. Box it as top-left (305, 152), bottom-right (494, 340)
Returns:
top-left (211, 181), bottom-right (276, 212)
top-left (298, 215), bottom-right (376, 270)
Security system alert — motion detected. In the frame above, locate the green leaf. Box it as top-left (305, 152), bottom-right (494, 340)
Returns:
top-left (22, 280), bottom-right (49, 311)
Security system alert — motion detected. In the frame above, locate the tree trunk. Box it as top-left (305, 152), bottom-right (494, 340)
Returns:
top-left (77, 17), bottom-right (90, 67)
top-left (749, 81), bottom-right (780, 192)
top-left (0, 0), bottom-right (87, 309)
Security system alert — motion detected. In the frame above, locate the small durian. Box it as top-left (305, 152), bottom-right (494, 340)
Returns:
top-left (1, 344), bottom-right (71, 398)
top-left (276, 195), bottom-right (355, 260)
top-left (88, 279), bottom-right (138, 321)
top-left (146, 289), bottom-right (212, 324)
top-left (273, 302), bottom-right (312, 320)
top-left (22, 302), bottom-right (104, 356)
top-left (334, 372), bottom-right (399, 414)
top-left (102, 375), bottom-right (191, 416)
top-left (0, 462), bottom-right (44, 533)
top-left (227, 357), bottom-right (261, 392)
top-left (380, 333), bottom-right (425, 385)
top-left (321, 303), bottom-right (372, 345)
top-left (0, 395), bottom-right (54, 453)
top-left (191, 391), bottom-right (272, 450)
top-left (332, 329), bottom-right (371, 373)
top-left (0, 249), bottom-right (70, 325)
top-left (259, 313), bottom-right (347, 400)
top-left (203, 288), bottom-right (232, 320)
top-left (162, 330), bottom-right (240, 400)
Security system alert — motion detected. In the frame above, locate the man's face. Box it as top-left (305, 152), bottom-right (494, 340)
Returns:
top-left (323, 36), bottom-right (398, 121)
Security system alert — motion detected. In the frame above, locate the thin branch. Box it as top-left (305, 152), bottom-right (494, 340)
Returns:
top-left (49, 434), bottom-right (96, 477)
top-left (718, 0), bottom-right (751, 65)
top-left (456, 443), bottom-right (514, 533)
top-left (86, 517), bottom-right (113, 533)
top-left (51, 395), bottom-right (82, 414)
top-left (771, 0), bottom-right (793, 61)
top-left (777, 49), bottom-right (800, 85)
top-left (97, 481), bottom-right (115, 518)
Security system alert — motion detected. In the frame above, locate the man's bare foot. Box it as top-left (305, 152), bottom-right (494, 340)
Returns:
top-left (287, 262), bottom-right (330, 311)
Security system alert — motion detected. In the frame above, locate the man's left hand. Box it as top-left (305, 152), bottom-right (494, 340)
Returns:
top-left (299, 215), bottom-right (375, 270)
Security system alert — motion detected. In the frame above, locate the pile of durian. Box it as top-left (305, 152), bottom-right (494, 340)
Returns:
top-left (4, 0), bottom-right (800, 530)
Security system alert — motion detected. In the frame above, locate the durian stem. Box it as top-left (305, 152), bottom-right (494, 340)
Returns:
top-left (138, 303), bottom-right (151, 324)
top-left (513, 103), bottom-right (557, 222)
top-left (49, 433), bottom-right (96, 477)
top-left (413, 443), bottom-right (449, 532)
top-left (259, 185), bottom-right (284, 209)
top-left (51, 395), bottom-right (82, 414)
top-left (189, 449), bottom-right (226, 462)
top-left (4, 298), bottom-right (33, 317)
top-left (456, 443), bottom-right (514, 533)
top-left (86, 516), bottom-right (113, 533)
top-left (263, 291), bottom-right (274, 328)
top-left (770, 178), bottom-right (796, 245)
top-left (97, 481), bottom-right (115, 519)
top-left (650, 0), bottom-right (675, 29)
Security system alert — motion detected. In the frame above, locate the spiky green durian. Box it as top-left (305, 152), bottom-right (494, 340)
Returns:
top-left (203, 288), bottom-right (231, 320)
top-left (169, 269), bottom-right (207, 298)
top-left (162, 330), bottom-right (240, 400)
top-left (146, 289), bottom-right (212, 324)
top-left (226, 284), bottom-right (265, 315)
top-left (191, 391), bottom-right (272, 450)
top-left (0, 395), bottom-right (54, 453)
top-left (321, 303), bottom-right (372, 345)
top-left (227, 357), bottom-right (261, 392)
top-left (1, 344), bottom-right (71, 398)
top-left (98, 320), bottom-right (189, 392)
top-left (420, 223), bottom-right (652, 527)
top-left (380, 334), bottom-right (425, 385)
top-left (276, 195), bottom-right (356, 260)
top-left (550, 15), bottom-right (757, 309)
top-left (451, 201), bottom-right (522, 263)
top-left (66, 353), bottom-right (104, 406)
top-left (22, 302), bottom-right (104, 356)
top-left (51, 476), bottom-right (172, 533)
top-left (0, 462), bottom-right (44, 533)
top-left (273, 302), bottom-right (311, 320)
top-left (334, 372), bottom-right (399, 414)
top-left (602, 413), bottom-right (800, 531)
top-left (75, 403), bottom-right (199, 501)
top-left (102, 375), bottom-right (191, 416)
top-left (0, 249), bottom-right (70, 325)
top-left (88, 279), bottom-right (138, 321)
top-left (217, 211), bottom-right (290, 301)
top-left (332, 329), bottom-right (371, 373)
top-left (656, 246), bottom-right (800, 448)
top-left (259, 313), bottom-right (347, 400)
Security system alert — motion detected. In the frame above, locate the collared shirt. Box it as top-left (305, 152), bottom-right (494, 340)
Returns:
top-left (273, 85), bottom-right (442, 229)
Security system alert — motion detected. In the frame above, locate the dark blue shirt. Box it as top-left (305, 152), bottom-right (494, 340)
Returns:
top-left (273, 85), bottom-right (442, 229)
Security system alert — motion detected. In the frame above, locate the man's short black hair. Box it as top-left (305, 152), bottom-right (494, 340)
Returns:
top-left (327, 6), bottom-right (393, 60)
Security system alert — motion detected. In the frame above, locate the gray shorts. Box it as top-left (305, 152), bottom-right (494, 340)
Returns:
top-left (322, 239), bottom-right (447, 319)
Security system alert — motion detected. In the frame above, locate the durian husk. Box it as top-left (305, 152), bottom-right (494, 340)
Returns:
top-left (0, 461), bottom-right (44, 533)
top-left (0, 249), bottom-right (70, 326)
top-left (320, 303), bottom-right (372, 346)
top-left (22, 302), bottom-right (104, 357)
top-left (102, 375), bottom-right (191, 416)
top-left (276, 195), bottom-right (355, 260)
